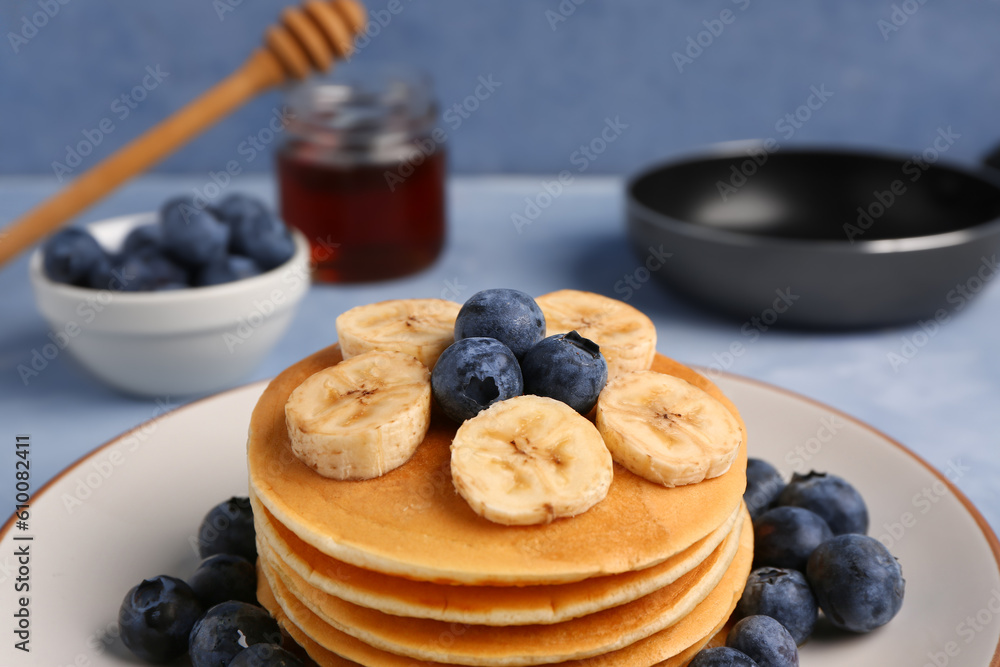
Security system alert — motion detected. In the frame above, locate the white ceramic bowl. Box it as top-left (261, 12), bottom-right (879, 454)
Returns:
top-left (29, 213), bottom-right (312, 396)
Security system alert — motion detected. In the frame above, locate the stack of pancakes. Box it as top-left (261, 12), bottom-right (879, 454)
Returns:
top-left (248, 345), bottom-right (753, 666)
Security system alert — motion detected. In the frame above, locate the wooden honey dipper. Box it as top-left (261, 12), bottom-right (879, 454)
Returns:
top-left (0, 0), bottom-right (366, 267)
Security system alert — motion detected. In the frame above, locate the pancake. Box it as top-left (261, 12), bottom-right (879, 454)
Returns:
top-left (252, 492), bottom-right (742, 625)
top-left (263, 589), bottom-right (729, 667)
top-left (256, 505), bottom-right (753, 667)
top-left (257, 506), bottom-right (744, 666)
top-left (248, 346), bottom-right (748, 585)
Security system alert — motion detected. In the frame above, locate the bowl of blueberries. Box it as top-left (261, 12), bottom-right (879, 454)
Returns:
top-left (29, 193), bottom-right (311, 396)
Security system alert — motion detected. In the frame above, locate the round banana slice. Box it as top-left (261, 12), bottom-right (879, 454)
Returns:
top-left (336, 298), bottom-right (461, 369)
top-left (535, 289), bottom-right (656, 379)
top-left (596, 370), bottom-right (743, 488)
top-left (285, 350), bottom-right (432, 480)
top-left (450, 395), bottom-right (614, 526)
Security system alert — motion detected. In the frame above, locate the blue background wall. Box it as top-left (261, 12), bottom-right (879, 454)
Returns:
top-left (2, 0), bottom-right (999, 178)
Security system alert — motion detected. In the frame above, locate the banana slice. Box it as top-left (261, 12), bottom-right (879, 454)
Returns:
top-left (285, 350), bottom-right (432, 480)
top-left (450, 395), bottom-right (613, 526)
top-left (535, 289), bottom-right (656, 379)
top-left (596, 370), bottom-right (743, 487)
top-left (336, 299), bottom-right (461, 369)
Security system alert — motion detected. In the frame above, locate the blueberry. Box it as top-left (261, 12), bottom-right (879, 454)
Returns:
top-left (753, 506), bottom-right (833, 571)
top-left (736, 567), bottom-right (817, 645)
top-left (217, 194), bottom-right (294, 271)
top-left (726, 615), bottom-right (799, 667)
top-left (521, 331), bottom-right (607, 414)
top-left (431, 337), bottom-right (523, 422)
top-left (213, 193), bottom-right (271, 229)
top-left (89, 250), bottom-right (189, 291)
top-left (689, 646), bottom-right (760, 666)
top-left (188, 601), bottom-right (282, 667)
top-left (777, 471), bottom-right (868, 535)
top-left (745, 459), bottom-right (785, 520)
top-left (122, 223), bottom-right (164, 255)
top-left (161, 196), bottom-right (230, 267)
top-left (229, 643), bottom-right (305, 667)
top-left (188, 553), bottom-right (257, 608)
top-left (197, 497), bottom-right (256, 562)
top-left (42, 228), bottom-right (107, 285)
top-left (196, 255), bottom-right (262, 287)
top-left (807, 534), bottom-right (904, 633)
top-left (118, 575), bottom-right (203, 663)
top-left (126, 251), bottom-right (188, 290)
top-left (454, 289), bottom-right (546, 360)
top-left (87, 254), bottom-right (116, 290)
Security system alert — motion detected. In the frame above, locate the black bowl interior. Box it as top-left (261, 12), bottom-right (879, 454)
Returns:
top-left (631, 151), bottom-right (1000, 241)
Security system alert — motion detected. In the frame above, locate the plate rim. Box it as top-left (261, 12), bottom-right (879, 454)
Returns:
top-left (4, 370), bottom-right (1000, 666)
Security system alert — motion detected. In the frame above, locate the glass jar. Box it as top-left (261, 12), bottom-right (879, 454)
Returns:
top-left (276, 65), bottom-right (446, 282)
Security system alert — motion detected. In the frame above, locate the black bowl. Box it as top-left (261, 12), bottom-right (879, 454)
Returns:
top-left (626, 143), bottom-right (1000, 328)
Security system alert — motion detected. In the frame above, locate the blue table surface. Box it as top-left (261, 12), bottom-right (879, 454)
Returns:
top-left (1, 175), bottom-right (998, 532)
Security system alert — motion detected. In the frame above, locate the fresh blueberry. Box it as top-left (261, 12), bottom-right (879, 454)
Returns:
top-left (118, 575), bottom-right (203, 663)
top-left (807, 534), bottom-right (904, 633)
top-left (229, 643), bottom-right (305, 667)
top-left (188, 553), bottom-right (257, 608)
top-left (777, 471), bottom-right (869, 535)
top-left (736, 567), bottom-right (817, 645)
top-left (453, 288), bottom-right (546, 359)
top-left (122, 223), bottom-right (164, 255)
top-left (521, 331), bottom-right (607, 414)
top-left (745, 459), bottom-right (785, 520)
top-left (196, 255), bottom-right (262, 287)
top-left (431, 337), bottom-right (523, 422)
top-left (197, 496), bottom-right (256, 562)
top-left (42, 228), bottom-right (107, 285)
top-left (753, 506), bottom-right (833, 571)
top-left (234, 217), bottom-right (295, 271)
top-left (217, 194), bottom-right (295, 271)
top-left (87, 253), bottom-right (116, 290)
top-left (689, 646), bottom-right (760, 666)
top-left (726, 615), bottom-right (799, 667)
top-left (188, 601), bottom-right (282, 667)
top-left (161, 197), bottom-right (230, 267)
top-left (212, 193), bottom-right (271, 230)
top-left (126, 251), bottom-right (188, 290)
top-left (88, 250), bottom-right (188, 291)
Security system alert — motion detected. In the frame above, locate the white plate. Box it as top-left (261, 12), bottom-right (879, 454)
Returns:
top-left (2, 375), bottom-right (999, 666)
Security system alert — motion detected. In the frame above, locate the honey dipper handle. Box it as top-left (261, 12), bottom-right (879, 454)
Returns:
top-left (0, 49), bottom-right (286, 267)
